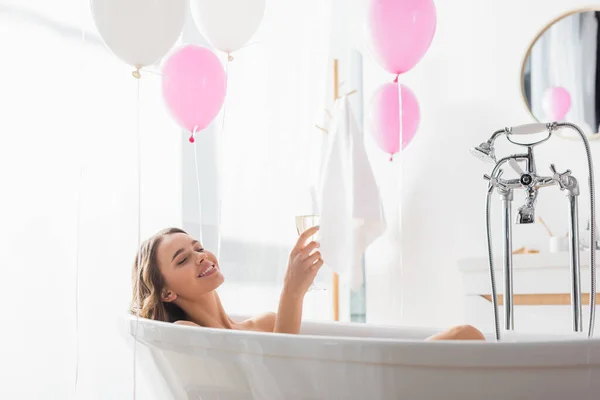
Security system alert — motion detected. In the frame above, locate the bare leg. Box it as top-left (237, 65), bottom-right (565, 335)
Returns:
top-left (425, 325), bottom-right (485, 341)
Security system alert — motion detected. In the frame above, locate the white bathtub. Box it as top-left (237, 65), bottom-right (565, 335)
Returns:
top-left (124, 315), bottom-right (600, 399)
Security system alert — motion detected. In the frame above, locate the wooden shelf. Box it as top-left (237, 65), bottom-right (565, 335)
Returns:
top-left (481, 293), bottom-right (600, 306)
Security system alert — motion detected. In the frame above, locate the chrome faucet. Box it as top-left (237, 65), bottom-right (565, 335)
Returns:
top-left (472, 122), bottom-right (597, 341)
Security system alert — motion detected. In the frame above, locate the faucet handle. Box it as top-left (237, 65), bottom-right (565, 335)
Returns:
top-left (509, 159), bottom-right (524, 175)
top-left (484, 170), bottom-right (508, 190)
top-left (550, 164), bottom-right (572, 190)
top-left (550, 163), bottom-right (571, 177)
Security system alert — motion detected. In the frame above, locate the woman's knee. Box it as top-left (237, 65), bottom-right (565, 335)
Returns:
top-left (450, 324), bottom-right (485, 340)
top-left (426, 324), bottom-right (485, 341)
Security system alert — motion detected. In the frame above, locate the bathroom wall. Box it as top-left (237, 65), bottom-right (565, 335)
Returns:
top-left (360, 0), bottom-right (600, 329)
top-left (0, 2), bottom-right (182, 398)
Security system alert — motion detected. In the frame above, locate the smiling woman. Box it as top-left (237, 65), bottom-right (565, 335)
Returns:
top-left (131, 227), bottom-right (485, 340)
top-left (131, 226), bottom-right (325, 334)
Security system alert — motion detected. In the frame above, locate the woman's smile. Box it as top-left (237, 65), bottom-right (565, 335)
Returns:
top-left (197, 262), bottom-right (218, 278)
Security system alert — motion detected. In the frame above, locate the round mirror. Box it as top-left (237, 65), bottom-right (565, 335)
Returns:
top-left (522, 8), bottom-right (600, 139)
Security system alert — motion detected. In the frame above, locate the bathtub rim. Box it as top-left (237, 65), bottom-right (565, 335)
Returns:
top-left (124, 314), bottom-right (600, 369)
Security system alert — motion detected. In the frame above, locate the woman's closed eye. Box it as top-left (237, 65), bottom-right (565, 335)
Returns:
top-left (177, 247), bottom-right (205, 266)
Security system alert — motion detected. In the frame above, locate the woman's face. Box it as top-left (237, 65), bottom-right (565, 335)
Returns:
top-left (156, 232), bottom-right (224, 303)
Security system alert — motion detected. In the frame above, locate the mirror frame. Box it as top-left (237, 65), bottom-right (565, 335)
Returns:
top-left (520, 7), bottom-right (600, 141)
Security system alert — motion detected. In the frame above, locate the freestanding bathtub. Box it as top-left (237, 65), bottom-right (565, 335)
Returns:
top-left (124, 315), bottom-right (600, 399)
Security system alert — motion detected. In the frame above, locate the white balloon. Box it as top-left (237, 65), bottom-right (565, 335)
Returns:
top-left (91, 0), bottom-right (186, 68)
top-left (191, 0), bottom-right (266, 55)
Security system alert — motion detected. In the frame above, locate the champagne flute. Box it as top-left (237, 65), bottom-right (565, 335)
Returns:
top-left (295, 214), bottom-right (326, 291)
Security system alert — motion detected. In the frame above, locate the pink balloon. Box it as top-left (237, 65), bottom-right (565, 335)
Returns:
top-left (162, 45), bottom-right (227, 133)
top-left (543, 87), bottom-right (571, 121)
top-left (367, 0), bottom-right (437, 75)
top-left (368, 82), bottom-right (420, 158)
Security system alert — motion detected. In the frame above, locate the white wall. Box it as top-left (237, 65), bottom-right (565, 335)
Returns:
top-left (362, 0), bottom-right (600, 329)
top-left (0, 2), bottom-right (181, 398)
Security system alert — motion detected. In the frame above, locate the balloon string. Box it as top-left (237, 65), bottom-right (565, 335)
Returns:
top-left (222, 61), bottom-right (229, 130)
top-left (216, 61), bottom-right (230, 259)
top-left (74, 167), bottom-right (82, 398)
top-left (393, 74), bottom-right (399, 83)
top-left (132, 76), bottom-right (141, 400)
top-left (192, 126), bottom-right (204, 244)
top-left (396, 73), bottom-right (404, 323)
top-left (75, 2), bottom-right (86, 395)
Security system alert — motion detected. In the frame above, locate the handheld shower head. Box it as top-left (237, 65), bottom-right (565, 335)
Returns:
top-left (470, 142), bottom-right (496, 163)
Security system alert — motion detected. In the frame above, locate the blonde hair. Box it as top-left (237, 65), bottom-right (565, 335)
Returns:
top-left (130, 227), bottom-right (188, 322)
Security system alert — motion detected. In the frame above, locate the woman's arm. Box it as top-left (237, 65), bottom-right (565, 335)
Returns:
top-left (273, 291), bottom-right (304, 334)
top-left (247, 312), bottom-right (277, 332)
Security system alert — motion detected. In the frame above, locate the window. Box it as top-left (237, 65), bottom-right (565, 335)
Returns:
top-left (181, 0), bottom-right (337, 320)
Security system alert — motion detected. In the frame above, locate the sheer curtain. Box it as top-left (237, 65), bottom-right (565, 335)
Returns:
top-left (0, 1), bottom-right (181, 398)
top-left (530, 11), bottom-right (597, 131)
top-left (213, 0), bottom-right (334, 319)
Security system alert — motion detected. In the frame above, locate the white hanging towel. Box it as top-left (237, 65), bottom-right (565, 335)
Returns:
top-left (318, 96), bottom-right (386, 290)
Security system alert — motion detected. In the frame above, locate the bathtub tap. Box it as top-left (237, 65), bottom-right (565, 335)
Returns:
top-left (472, 122), bottom-right (597, 340)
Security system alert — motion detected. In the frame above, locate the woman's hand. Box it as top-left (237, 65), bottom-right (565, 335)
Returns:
top-left (274, 225), bottom-right (323, 335)
top-left (282, 225), bottom-right (323, 299)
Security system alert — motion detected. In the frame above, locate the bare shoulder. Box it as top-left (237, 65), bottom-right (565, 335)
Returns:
top-left (174, 320), bottom-right (200, 327)
top-left (241, 312), bottom-right (276, 332)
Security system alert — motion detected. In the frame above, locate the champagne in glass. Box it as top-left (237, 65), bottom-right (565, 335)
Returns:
top-left (295, 215), bottom-right (320, 240)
